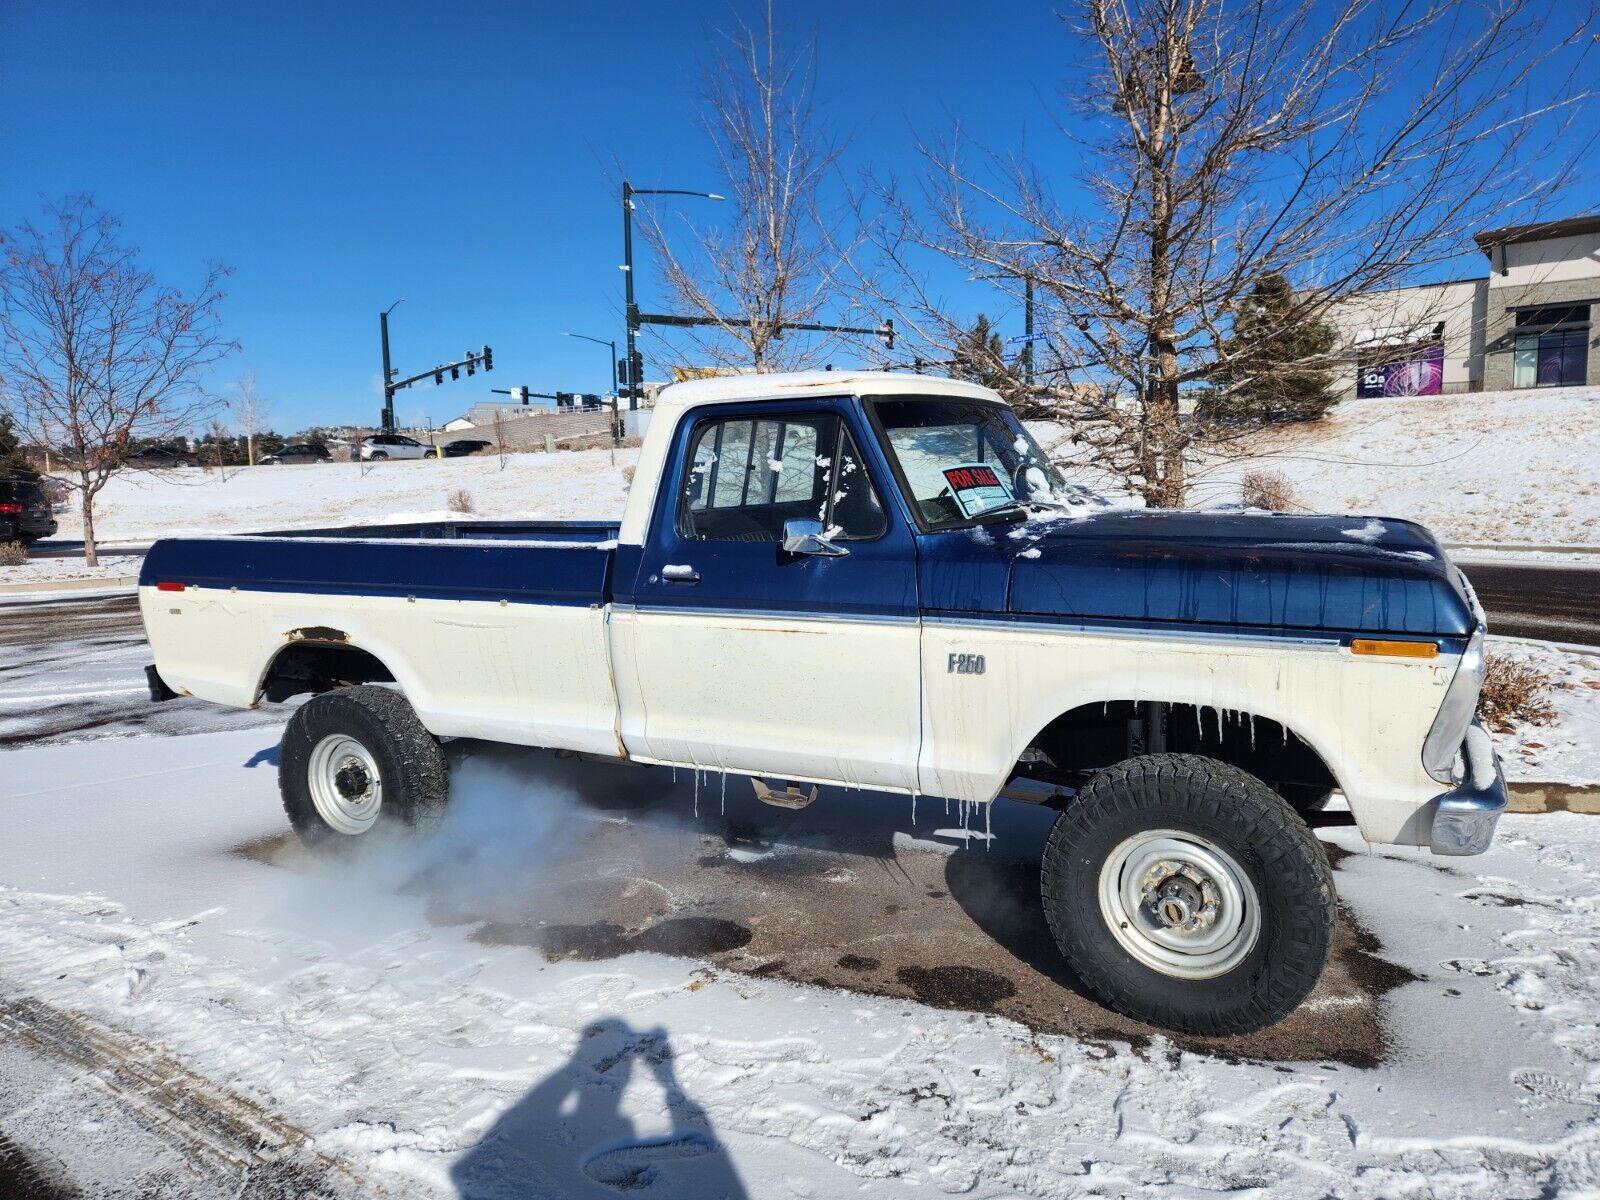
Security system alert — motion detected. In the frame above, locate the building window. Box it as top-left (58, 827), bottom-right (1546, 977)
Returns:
top-left (1511, 305), bottom-right (1589, 388)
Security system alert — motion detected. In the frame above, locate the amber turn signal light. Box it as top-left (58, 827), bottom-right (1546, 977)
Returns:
top-left (1350, 638), bottom-right (1439, 659)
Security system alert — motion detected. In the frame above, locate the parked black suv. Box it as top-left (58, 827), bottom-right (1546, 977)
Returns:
top-left (0, 477), bottom-right (57, 545)
top-left (259, 443), bottom-right (332, 465)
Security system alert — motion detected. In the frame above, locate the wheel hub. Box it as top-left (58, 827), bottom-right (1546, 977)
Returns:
top-left (306, 734), bottom-right (383, 835)
top-left (1097, 830), bottom-right (1261, 980)
top-left (1140, 861), bottom-right (1219, 932)
top-left (334, 760), bottom-right (372, 800)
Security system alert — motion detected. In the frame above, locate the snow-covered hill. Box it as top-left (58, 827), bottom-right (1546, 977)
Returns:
top-left (1034, 386), bottom-right (1600, 547)
top-left (37, 386), bottom-right (1600, 549)
top-left (49, 448), bottom-right (640, 543)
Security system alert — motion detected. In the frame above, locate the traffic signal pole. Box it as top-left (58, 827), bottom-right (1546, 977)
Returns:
top-left (622, 181), bottom-right (639, 412)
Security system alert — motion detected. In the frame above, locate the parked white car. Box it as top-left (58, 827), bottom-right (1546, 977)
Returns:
top-left (359, 434), bottom-right (432, 461)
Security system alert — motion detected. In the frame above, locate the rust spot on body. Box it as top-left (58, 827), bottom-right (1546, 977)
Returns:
top-left (285, 625), bottom-right (349, 644)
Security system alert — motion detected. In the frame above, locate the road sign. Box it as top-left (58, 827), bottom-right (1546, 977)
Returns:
top-left (1005, 333), bottom-right (1047, 346)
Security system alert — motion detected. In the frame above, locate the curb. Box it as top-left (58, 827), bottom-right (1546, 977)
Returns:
top-left (1506, 781), bottom-right (1600, 815)
top-left (1444, 542), bottom-right (1600, 556)
top-left (0, 575), bottom-right (139, 596)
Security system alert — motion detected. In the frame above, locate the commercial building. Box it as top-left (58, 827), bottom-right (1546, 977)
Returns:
top-left (1330, 214), bottom-right (1600, 397)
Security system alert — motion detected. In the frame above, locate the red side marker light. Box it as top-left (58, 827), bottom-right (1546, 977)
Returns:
top-left (156, 581), bottom-right (186, 592)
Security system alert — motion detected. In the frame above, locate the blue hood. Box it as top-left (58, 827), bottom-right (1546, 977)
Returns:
top-left (1003, 510), bottom-right (1474, 637)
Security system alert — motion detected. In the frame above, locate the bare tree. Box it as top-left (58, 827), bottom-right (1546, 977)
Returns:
top-left (233, 370), bottom-right (269, 466)
top-left (639, 2), bottom-right (856, 372)
top-left (0, 197), bottom-right (234, 563)
top-left (864, 0), bottom-right (1594, 505)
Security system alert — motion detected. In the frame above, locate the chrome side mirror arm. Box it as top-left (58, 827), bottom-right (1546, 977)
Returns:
top-left (781, 518), bottom-right (849, 558)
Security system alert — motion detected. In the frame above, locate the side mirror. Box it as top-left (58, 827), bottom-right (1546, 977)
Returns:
top-left (782, 518), bottom-right (849, 558)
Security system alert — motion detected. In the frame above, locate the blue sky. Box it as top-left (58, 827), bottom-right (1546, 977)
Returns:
top-left (2, 1), bottom-right (1062, 432)
top-left (4, 2), bottom-right (1594, 432)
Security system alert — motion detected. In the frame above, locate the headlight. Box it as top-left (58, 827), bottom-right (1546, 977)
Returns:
top-left (1422, 627), bottom-right (1485, 784)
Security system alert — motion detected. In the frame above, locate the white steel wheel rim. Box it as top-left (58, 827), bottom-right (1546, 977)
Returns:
top-left (1097, 829), bottom-right (1261, 980)
top-left (307, 734), bottom-right (383, 835)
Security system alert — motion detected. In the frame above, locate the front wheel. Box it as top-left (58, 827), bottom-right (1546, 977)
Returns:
top-left (278, 685), bottom-right (449, 850)
top-left (1041, 754), bottom-right (1335, 1035)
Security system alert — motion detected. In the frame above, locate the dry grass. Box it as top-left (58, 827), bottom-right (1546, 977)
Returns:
top-left (0, 540), bottom-right (26, 566)
top-left (622, 465), bottom-right (637, 486)
top-left (1239, 469), bottom-right (1297, 511)
top-left (447, 488), bottom-right (475, 515)
top-left (1477, 651), bottom-right (1558, 734)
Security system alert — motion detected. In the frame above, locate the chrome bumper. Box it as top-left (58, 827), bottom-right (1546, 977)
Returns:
top-left (1428, 722), bottom-right (1508, 856)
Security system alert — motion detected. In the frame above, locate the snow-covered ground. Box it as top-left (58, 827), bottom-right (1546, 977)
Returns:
top-left (0, 553), bottom-right (142, 588)
top-left (1030, 386), bottom-right (1600, 547)
top-left (30, 386), bottom-right (1600, 550)
top-left (1182, 387), bottom-right (1600, 545)
top-left (1490, 636), bottom-right (1600, 786)
top-left (46, 450), bottom-right (640, 543)
top-left (3, 728), bottom-right (1600, 1198)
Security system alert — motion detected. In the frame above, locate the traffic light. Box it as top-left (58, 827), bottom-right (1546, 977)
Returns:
top-left (582, 393), bottom-right (600, 410)
top-left (878, 318), bottom-right (896, 351)
top-left (482, 345), bottom-right (493, 371)
top-left (617, 357), bottom-right (631, 387)
top-left (434, 370), bottom-right (444, 385)
top-left (451, 364), bottom-right (460, 381)
top-left (515, 385), bottom-right (530, 405)
top-left (466, 351), bottom-right (476, 377)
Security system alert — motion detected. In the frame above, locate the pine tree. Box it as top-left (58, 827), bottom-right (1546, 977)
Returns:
top-left (951, 314), bottom-right (1039, 413)
top-left (0, 409), bottom-right (39, 480)
top-left (1213, 273), bottom-right (1338, 422)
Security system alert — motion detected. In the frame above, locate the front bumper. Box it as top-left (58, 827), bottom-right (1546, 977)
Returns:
top-left (1428, 721), bottom-right (1507, 856)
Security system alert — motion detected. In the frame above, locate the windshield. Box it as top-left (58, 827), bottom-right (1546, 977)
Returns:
top-left (871, 396), bottom-right (1071, 529)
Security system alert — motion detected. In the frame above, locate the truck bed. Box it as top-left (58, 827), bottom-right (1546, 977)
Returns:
top-left (138, 520), bottom-right (619, 607)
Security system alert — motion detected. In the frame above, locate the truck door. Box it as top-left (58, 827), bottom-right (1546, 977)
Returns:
top-left (621, 400), bottom-right (922, 792)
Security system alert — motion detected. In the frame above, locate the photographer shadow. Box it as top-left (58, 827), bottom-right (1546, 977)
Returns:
top-left (450, 1018), bottom-right (748, 1199)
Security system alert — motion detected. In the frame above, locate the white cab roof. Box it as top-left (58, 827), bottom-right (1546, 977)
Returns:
top-left (651, 370), bottom-right (999, 420)
top-left (617, 371), bottom-right (1001, 547)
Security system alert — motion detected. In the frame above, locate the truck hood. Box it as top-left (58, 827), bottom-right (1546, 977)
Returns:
top-left (1005, 509), bottom-right (1474, 637)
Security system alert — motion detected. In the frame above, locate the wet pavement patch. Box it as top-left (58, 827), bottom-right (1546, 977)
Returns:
top-left (227, 750), bottom-right (1418, 1068)
top-left (895, 965), bottom-right (1017, 1010)
top-left (473, 917), bottom-right (753, 962)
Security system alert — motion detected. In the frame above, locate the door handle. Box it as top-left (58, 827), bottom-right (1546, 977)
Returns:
top-left (661, 564), bottom-right (700, 584)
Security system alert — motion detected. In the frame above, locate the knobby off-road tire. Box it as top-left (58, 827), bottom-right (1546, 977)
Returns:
top-left (279, 685), bottom-right (449, 850)
top-left (1041, 754), bottom-right (1336, 1035)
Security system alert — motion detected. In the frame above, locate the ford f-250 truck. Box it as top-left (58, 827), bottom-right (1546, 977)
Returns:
top-left (139, 371), bottom-right (1506, 1034)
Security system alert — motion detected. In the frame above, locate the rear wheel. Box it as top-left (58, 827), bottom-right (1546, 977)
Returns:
top-left (278, 685), bottom-right (449, 849)
top-left (1041, 753), bottom-right (1335, 1035)
top-left (369, 451), bottom-right (388, 460)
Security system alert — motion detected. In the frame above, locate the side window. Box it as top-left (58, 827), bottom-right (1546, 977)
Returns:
top-left (680, 413), bottom-right (886, 542)
top-left (826, 423), bottom-right (887, 541)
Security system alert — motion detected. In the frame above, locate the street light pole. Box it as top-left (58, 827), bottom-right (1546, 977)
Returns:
top-left (563, 331), bottom-right (620, 452)
top-left (379, 298), bottom-right (404, 434)
top-left (621, 180), bottom-right (723, 411)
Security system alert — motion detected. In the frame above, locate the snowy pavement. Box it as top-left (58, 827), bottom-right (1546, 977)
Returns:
top-left (0, 592), bottom-right (289, 748)
top-left (3, 727), bottom-right (1600, 1197)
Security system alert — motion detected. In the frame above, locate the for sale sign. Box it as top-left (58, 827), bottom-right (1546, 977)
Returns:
top-left (942, 462), bottom-right (1013, 518)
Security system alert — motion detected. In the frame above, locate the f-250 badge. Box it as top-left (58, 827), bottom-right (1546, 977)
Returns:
top-left (948, 653), bottom-right (986, 675)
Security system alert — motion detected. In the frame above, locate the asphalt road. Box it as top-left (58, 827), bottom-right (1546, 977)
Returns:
top-left (1457, 561), bottom-right (1600, 647)
top-left (24, 539), bottom-right (150, 561)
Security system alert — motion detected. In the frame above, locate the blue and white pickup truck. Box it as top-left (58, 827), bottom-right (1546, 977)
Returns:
top-left (139, 371), bottom-right (1506, 1034)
